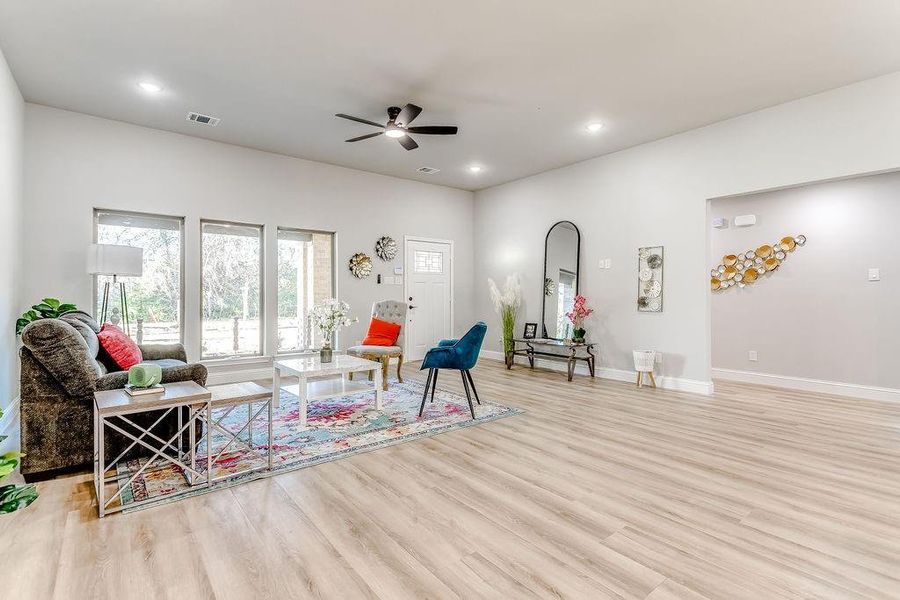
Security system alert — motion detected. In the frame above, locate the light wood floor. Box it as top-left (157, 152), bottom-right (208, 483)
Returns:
top-left (3, 359), bottom-right (900, 599)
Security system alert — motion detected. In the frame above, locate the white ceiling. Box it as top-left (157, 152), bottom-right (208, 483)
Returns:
top-left (3, 1), bottom-right (900, 191)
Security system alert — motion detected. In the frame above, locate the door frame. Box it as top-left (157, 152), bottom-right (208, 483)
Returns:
top-left (403, 235), bottom-right (455, 360)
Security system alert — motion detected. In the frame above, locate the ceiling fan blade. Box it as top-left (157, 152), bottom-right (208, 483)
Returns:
top-left (406, 125), bottom-right (458, 135)
top-left (395, 104), bottom-right (422, 127)
top-left (335, 113), bottom-right (385, 128)
top-left (398, 135), bottom-right (419, 151)
top-left (345, 132), bottom-right (384, 142)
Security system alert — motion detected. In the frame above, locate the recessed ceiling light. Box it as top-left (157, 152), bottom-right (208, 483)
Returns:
top-left (585, 122), bottom-right (604, 133)
top-left (468, 165), bottom-right (483, 173)
top-left (138, 81), bottom-right (163, 93)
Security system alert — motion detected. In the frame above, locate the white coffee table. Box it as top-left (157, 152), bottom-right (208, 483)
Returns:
top-left (273, 355), bottom-right (384, 428)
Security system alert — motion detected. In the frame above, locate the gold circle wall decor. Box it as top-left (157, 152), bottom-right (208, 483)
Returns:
top-left (710, 234), bottom-right (806, 292)
top-left (348, 252), bottom-right (373, 278)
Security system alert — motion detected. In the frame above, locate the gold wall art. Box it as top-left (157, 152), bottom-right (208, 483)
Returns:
top-left (711, 235), bottom-right (806, 292)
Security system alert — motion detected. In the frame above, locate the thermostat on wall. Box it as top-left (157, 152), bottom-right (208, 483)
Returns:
top-left (394, 266), bottom-right (403, 275)
top-left (711, 217), bottom-right (729, 229)
top-left (734, 214), bottom-right (757, 227)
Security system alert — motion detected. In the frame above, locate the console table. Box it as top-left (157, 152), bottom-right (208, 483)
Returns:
top-left (506, 338), bottom-right (596, 381)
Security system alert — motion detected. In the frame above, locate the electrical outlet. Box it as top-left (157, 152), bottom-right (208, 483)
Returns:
top-left (868, 268), bottom-right (880, 281)
top-left (748, 350), bottom-right (758, 362)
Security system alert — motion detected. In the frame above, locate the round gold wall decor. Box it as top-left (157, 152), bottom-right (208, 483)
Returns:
top-left (780, 236), bottom-right (796, 252)
top-left (764, 257), bottom-right (780, 271)
top-left (723, 254), bottom-right (738, 267)
top-left (374, 236), bottom-right (398, 261)
top-left (756, 244), bottom-right (773, 259)
top-left (723, 266), bottom-right (737, 279)
top-left (742, 268), bottom-right (758, 283)
top-left (348, 252), bottom-right (373, 278)
top-left (711, 277), bottom-right (721, 291)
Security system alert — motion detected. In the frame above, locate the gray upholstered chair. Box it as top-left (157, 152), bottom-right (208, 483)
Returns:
top-left (18, 311), bottom-right (207, 480)
top-left (346, 300), bottom-right (407, 390)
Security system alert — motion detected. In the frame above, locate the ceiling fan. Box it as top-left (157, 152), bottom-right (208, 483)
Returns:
top-left (335, 104), bottom-right (458, 151)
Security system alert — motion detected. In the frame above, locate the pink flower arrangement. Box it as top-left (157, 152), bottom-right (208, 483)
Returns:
top-left (566, 294), bottom-right (594, 328)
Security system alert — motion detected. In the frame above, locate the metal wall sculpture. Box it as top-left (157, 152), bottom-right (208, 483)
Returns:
top-left (638, 246), bottom-right (664, 312)
top-left (711, 235), bottom-right (806, 292)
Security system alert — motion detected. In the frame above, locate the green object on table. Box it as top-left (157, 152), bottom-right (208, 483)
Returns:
top-left (128, 363), bottom-right (162, 388)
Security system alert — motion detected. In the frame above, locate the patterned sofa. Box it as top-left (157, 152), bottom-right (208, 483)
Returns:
top-left (19, 311), bottom-right (207, 480)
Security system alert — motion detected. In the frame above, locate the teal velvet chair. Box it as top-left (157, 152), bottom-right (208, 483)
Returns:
top-left (419, 322), bottom-right (487, 419)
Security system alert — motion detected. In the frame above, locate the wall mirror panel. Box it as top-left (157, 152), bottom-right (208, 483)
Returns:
top-left (541, 221), bottom-right (581, 339)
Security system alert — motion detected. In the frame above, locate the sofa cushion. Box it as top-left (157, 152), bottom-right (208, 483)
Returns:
top-left (347, 345), bottom-right (402, 357)
top-left (362, 317), bottom-right (402, 346)
top-left (97, 324), bottom-right (143, 370)
top-left (59, 312), bottom-right (104, 378)
top-left (145, 358), bottom-right (187, 369)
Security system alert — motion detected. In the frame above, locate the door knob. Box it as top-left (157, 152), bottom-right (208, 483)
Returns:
top-left (409, 304), bottom-right (417, 309)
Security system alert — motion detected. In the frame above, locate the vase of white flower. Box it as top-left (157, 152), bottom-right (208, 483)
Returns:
top-left (488, 275), bottom-right (522, 369)
top-left (309, 299), bottom-right (358, 363)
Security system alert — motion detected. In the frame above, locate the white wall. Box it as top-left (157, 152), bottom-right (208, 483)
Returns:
top-left (474, 71), bottom-right (900, 392)
top-left (710, 171), bottom-right (900, 390)
top-left (0, 48), bottom-right (23, 413)
top-left (22, 104), bottom-right (474, 370)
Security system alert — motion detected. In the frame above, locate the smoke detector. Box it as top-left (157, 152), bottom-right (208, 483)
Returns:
top-left (417, 166), bottom-right (440, 174)
top-left (186, 112), bottom-right (220, 126)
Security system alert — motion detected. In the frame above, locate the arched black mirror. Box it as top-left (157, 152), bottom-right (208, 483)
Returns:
top-left (540, 221), bottom-right (581, 339)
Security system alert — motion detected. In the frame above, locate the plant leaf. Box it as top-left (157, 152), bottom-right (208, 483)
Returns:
top-left (42, 298), bottom-right (61, 309)
top-left (58, 304), bottom-right (77, 313)
top-left (0, 484), bottom-right (38, 513)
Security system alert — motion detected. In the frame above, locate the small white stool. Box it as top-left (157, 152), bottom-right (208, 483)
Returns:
top-left (633, 350), bottom-right (657, 388)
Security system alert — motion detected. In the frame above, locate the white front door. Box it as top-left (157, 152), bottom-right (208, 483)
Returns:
top-left (405, 239), bottom-right (452, 361)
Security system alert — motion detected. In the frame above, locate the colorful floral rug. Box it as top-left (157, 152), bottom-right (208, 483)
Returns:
top-left (106, 378), bottom-right (521, 513)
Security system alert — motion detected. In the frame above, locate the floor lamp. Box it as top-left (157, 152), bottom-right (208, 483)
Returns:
top-left (87, 244), bottom-right (143, 334)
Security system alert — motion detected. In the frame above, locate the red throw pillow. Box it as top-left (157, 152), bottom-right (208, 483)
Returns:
top-left (362, 317), bottom-right (401, 346)
top-left (97, 323), bottom-right (143, 370)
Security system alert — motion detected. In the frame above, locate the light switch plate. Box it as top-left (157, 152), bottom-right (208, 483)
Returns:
top-left (868, 268), bottom-right (880, 281)
top-left (748, 350), bottom-right (758, 362)
top-left (394, 266), bottom-right (404, 275)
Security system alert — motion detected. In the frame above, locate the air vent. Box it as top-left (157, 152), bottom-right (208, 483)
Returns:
top-left (186, 112), bottom-right (220, 126)
top-left (417, 166), bottom-right (440, 174)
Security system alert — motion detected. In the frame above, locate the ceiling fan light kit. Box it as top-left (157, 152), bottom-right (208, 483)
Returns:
top-left (336, 103), bottom-right (458, 151)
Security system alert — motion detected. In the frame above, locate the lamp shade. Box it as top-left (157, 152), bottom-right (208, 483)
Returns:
top-left (87, 244), bottom-right (143, 277)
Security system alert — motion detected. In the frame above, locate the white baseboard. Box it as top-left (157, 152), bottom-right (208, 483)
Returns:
top-left (0, 396), bottom-right (20, 437)
top-left (481, 350), bottom-right (713, 395)
top-left (712, 368), bottom-right (900, 402)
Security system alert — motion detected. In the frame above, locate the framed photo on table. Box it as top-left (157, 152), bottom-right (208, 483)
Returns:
top-left (523, 322), bottom-right (538, 339)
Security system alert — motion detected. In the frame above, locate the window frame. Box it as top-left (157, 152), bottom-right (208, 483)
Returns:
top-left (92, 208), bottom-right (186, 344)
top-left (275, 226), bottom-right (337, 355)
top-left (199, 218), bottom-right (266, 360)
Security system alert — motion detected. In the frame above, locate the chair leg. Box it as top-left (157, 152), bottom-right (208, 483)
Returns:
top-left (430, 369), bottom-right (438, 403)
top-left (464, 370), bottom-right (481, 405)
top-left (460, 371), bottom-right (476, 419)
top-left (381, 357), bottom-right (389, 391)
top-left (396, 354), bottom-right (404, 383)
top-left (419, 369), bottom-right (434, 417)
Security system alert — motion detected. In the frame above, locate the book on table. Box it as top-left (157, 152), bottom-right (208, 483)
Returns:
top-left (124, 384), bottom-right (166, 397)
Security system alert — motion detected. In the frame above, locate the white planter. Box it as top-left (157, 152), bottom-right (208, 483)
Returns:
top-left (633, 350), bottom-right (656, 372)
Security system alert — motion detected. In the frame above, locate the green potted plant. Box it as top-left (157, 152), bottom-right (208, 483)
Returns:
top-left (15, 297), bottom-right (78, 334)
top-left (0, 408), bottom-right (39, 513)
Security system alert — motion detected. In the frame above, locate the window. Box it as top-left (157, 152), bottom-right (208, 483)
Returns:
top-left (414, 250), bottom-right (443, 273)
top-left (277, 228), bottom-right (335, 353)
top-left (201, 221), bottom-right (263, 358)
top-left (94, 210), bottom-right (184, 344)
